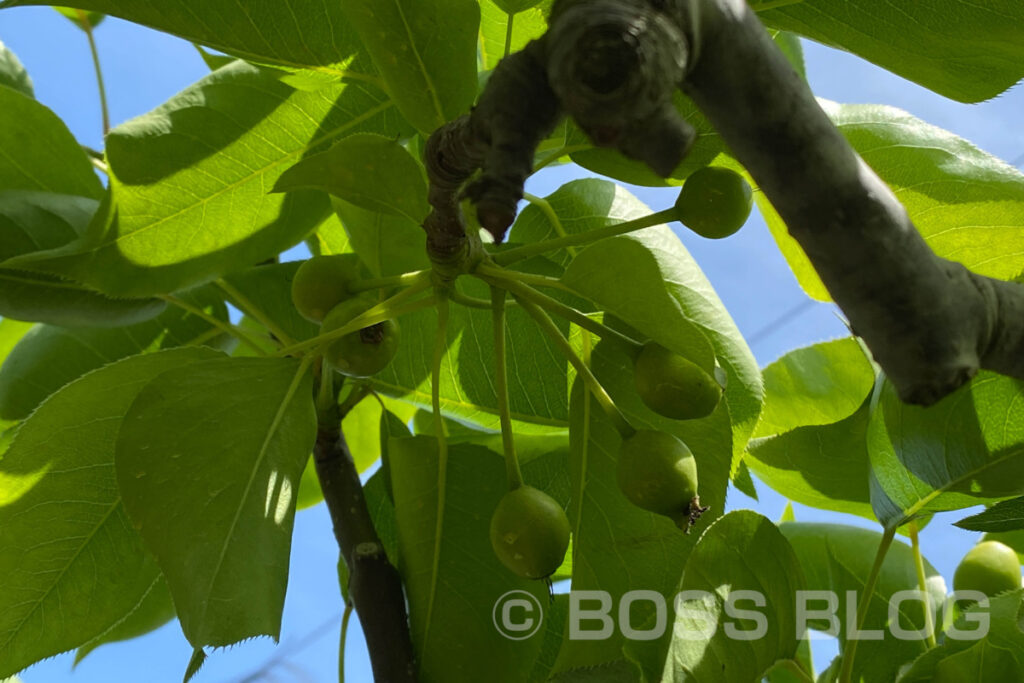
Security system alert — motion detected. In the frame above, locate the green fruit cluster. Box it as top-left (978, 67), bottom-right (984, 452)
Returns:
top-left (674, 166), bottom-right (753, 239)
top-left (291, 254), bottom-right (362, 323)
top-left (321, 297), bottom-right (400, 378)
top-left (291, 255), bottom-right (400, 378)
top-left (490, 485), bottom-right (571, 580)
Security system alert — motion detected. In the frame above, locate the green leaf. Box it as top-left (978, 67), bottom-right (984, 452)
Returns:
top-left (659, 511), bottom-right (805, 682)
top-left (332, 197), bottom-right (429, 277)
top-left (0, 191), bottom-right (166, 327)
top-left (491, 0), bottom-right (545, 14)
top-left (0, 286), bottom-right (230, 421)
top-left (0, 318), bottom-right (32, 365)
top-left (115, 356), bottom-right (316, 648)
top-left (340, 0), bottom-right (480, 134)
top-left (221, 262), bottom-right (322, 343)
top-left (553, 343), bottom-right (733, 678)
top-left (897, 589), bottom-right (1024, 682)
top-left (955, 497), bottom-right (1024, 533)
top-left (53, 6), bottom-right (104, 30)
top-left (869, 373), bottom-right (1024, 528)
top-left (758, 1), bottom-right (1024, 102)
top-left (0, 269), bottom-right (166, 328)
top-left (388, 435), bottom-right (553, 682)
top-left (4, 0), bottom-right (366, 75)
top-left (0, 348), bottom-right (219, 679)
top-left (306, 209), bottom-right (353, 257)
top-left (567, 92), bottom-right (723, 187)
top-left (0, 191), bottom-right (96, 262)
top-left (0, 84), bottom-right (101, 198)
top-left (769, 30), bottom-right (806, 81)
top-left (764, 104), bottom-right (1024, 301)
top-left (275, 134), bottom-right (429, 222)
top-left (748, 401), bottom-right (877, 522)
top-left (370, 274), bottom-right (571, 433)
top-left (754, 337), bottom-right (875, 438)
top-left (11, 61), bottom-right (409, 296)
top-left (0, 40), bottom-right (33, 98)
top-left (75, 577), bottom-right (175, 664)
top-left (549, 180), bottom-right (762, 458)
top-left (478, 0), bottom-right (550, 71)
top-left (781, 522), bottom-right (947, 683)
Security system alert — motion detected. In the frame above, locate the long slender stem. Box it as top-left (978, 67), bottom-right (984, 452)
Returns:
top-left (421, 290), bottom-right (451, 664)
top-left (513, 292), bottom-right (634, 438)
top-left (339, 602), bottom-right (352, 683)
top-left (274, 279), bottom-right (433, 356)
top-left (503, 11), bottom-right (515, 58)
top-left (78, 11), bottom-right (109, 136)
top-left (491, 286), bottom-right (524, 489)
top-left (159, 294), bottom-right (268, 356)
top-left (523, 192), bottom-right (575, 257)
top-left (347, 269), bottom-right (431, 295)
top-left (838, 526), bottom-right (897, 683)
top-left (478, 265), bottom-right (643, 355)
top-left (491, 207), bottom-right (677, 266)
top-left (909, 521), bottom-right (937, 648)
top-left (216, 278), bottom-right (298, 347)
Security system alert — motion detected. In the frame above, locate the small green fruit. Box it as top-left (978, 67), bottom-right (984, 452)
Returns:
top-left (634, 342), bottom-right (722, 420)
top-left (291, 255), bottom-right (362, 322)
top-left (321, 297), bottom-right (399, 378)
top-left (953, 541), bottom-right (1021, 601)
top-left (617, 430), bottom-right (707, 531)
top-left (490, 486), bottom-right (571, 579)
top-left (674, 166), bottom-right (753, 239)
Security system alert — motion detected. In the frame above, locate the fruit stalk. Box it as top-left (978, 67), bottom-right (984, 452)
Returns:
top-left (837, 526), bottom-right (896, 683)
top-left (908, 522), bottom-right (937, 648)
top-left (513, 292), bottom-right (635, 439)
top-left (490, 286), bottom-right (525, 488)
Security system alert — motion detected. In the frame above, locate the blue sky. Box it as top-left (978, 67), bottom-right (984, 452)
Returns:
top-left (1, 6), bottom-right (1022, 682)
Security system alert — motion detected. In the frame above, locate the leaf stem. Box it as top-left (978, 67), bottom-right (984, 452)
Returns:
top-left (339, 602), bottom-right (352, 683)
top-left (159, 294), bottom-right (268, 356)
top-left (78, 10), bottom-right (110, 136)
top-left (491, 207), bottom-right (677, 266)
top-left (522, 192), bottom-right (575, 257)
top-left (909, 521), bottom-right (937, 648)
top-left (216, 278), bottom-right (298, 347)
top-left (478, 264), bottom-right (643, 355)
top-left (837, 526), bottom-right (897, 683)
top-left (348, 269), bottom-right (431, 295)
top-left (422, 289), bottom-right (451, 661)
top-left (274, 279), bottom-right (433, 357)
top-left (513, 291), bottom-right (635, 439)
top-left (490, 286), bottom-right (524, 489)
top-left (504, 11), bottom-right (515, 58)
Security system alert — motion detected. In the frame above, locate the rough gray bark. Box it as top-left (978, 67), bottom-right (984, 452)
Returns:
top-left (423, 0), bottom-right (1024, 406)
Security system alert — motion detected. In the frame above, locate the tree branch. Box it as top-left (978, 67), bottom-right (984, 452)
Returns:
top-left (314, 411), bottom-right (417, 683)
top-left (424, 0), bottom-right (1024, 405)
top-left (676, 0), bottom-right (1024, 404)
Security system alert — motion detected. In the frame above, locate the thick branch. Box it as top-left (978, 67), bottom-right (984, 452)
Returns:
top-left (430, 0), bottom-right (1024, 406)
top-left (677, 0), bottom-right (1024, 404)
top-left (314, 416), bottom-right (417, 683)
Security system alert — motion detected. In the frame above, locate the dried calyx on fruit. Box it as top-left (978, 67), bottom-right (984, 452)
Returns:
top-left (617, 429), bottom-right (708, 532)
top-left (321, 297), bottom-right (400, 378)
